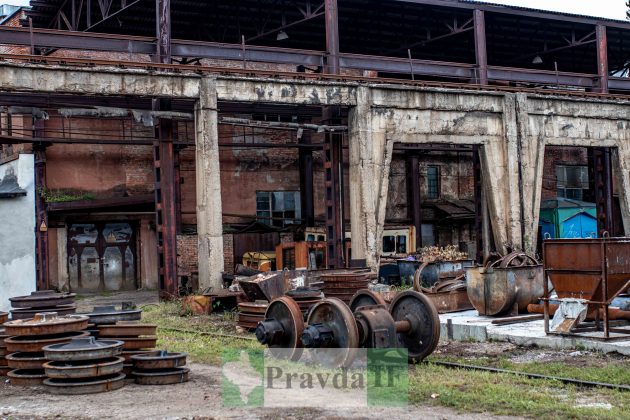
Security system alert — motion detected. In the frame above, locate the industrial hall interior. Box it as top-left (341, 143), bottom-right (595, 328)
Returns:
top-left (0, 0), bottom-right (630, 417)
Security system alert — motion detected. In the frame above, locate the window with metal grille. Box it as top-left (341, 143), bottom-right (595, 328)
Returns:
top-left (426, 166), bottom-right (440, 199)
top-left (256, 191), bottom-right (301, 227)
top-left (556, 165), bottom-right (589, 200)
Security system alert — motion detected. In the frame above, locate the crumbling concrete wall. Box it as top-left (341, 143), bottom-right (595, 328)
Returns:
top-left (0, 154), bottom-right (36, 312)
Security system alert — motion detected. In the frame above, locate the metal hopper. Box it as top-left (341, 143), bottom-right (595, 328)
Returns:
top-left (543, 237), bottom-right (630, 340)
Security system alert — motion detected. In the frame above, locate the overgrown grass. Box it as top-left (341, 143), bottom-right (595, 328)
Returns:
top-left (143, 301), bottom-right (630, 418)
top-left (141, 300), bottom-right (262, 365)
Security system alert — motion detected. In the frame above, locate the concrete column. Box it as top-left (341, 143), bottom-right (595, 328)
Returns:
top-left (515, 93), bottom-right (546, 253)
top-left (349, 87), bottom-right (393, 271)
top-left (613, 127), bottom-right (630, 235)
top-left (195, 77), bottom-right (224, 291)
top-left (480, 93), bottom-right (524, 253)
top-left (56, 227), bottom-right (69, 292)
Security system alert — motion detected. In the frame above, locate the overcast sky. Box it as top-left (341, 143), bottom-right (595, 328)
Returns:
top-left (2, 0), bottom-right (628, 21)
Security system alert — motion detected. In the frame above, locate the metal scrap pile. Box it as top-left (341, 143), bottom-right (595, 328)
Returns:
top-left (4, 312), bottom-right (89, 386)
top-left (9, 290), bottom-right (77, 320)
top-left (42, 337), bottom-right (126, 394)
top-left (417, 245), bottom-right (469, 263)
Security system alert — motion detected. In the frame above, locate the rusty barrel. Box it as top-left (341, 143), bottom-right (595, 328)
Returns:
top-left (466, 265), bottom-right (544, 316)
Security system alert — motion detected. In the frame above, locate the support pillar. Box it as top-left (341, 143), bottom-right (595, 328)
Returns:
top-left (323, 108), bottom-right (345, 268)
top-left (612, 137), bottom-right (630, 235)
top-left (596, 24), bottom-right (608, 94)
top-left (473, 10), bottom-right (488, 85)
top-left (156, 0), bottom-right (171, 63)
top-left (407, 155), bottom-right (422, 251)
top-left (195, 77), bottom-right (224, 291)
top-left (324, 0), bottom-right (340, 75)
top-left (590, 147), bottom-right (614, 235)
top-left (299, 132), bottom-right (315, 227)
top-left (349, 87), bottom-right (393, 271)
top-left (34, 139), bottom-right (48, 291)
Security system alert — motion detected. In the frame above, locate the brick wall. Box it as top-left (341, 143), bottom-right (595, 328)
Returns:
top-left (542, 146), bottom-right (588, 201)
top-left (177, 233), bottom-right (235, 278)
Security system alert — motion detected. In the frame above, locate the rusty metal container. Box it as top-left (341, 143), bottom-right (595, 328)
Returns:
top-left (466, 265), bottom-right (544, 316)
top-left (543, 237), bottom-right (630, 339)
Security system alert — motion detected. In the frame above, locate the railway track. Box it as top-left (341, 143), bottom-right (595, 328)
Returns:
top-left (429, 361), bottom-right (630, 392)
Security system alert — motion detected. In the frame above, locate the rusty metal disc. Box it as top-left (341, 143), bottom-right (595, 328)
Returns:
top-left (0, 347), bottom-right (6, 358)
top-left (115, 337), bottom-right (157, 350)
top-left (238, 302), bottom-right (269, 315)
top-left (6, 352), bottom-right (46, 370)
top-left (0, 311), bottom-right (8, 324)
top-left (237, 313), bottom-right (264, 324)
top-left (7, 369), bottom-right (47, 386)
top-left (4, 313), bottom-right (89, 336)
top-left (131, 351), bottom-right (187, 370)
top-left (122, 363), bottom-right (134, 377)
top-left (0, 328), bottom-right (8, 346)
top-left (10, 304), bottom-right (77, 320)
top-left (43, 356), bottom-right (124, 379)
top-left (349, 289), bottom-right (387, 313)
top-left (0, 366), bottom-right (10, 376)
top-left (133, 367), bottom-right (189, 385)
top-left (5, 330), bottom-right (90, 353)
top-left (97, 324), bottom-right (157, 338)
top-left (0, 357), bottom-right (7, 367)
top-left (79, 306), bottom-right (142, 325)
top-left (306, 298), bottom-right (360, 368)
top-left (263, 296), bottom-right (305, 361)
top-left (10, 291), bottom-right (76, 309)
top-left (43, 337), bottom-right (124, 361)
top-left (43, 372), bottom-right (126, 395)
top-left (121, 350), bottom-right (156, 363)
top-left (389, 290), bottom-right (440, 363)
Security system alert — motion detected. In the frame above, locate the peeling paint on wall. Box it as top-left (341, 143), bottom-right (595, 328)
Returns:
top-left (0, 154), bottom-right (36, 312)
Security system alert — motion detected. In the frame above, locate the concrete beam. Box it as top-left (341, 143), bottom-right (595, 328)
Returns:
top-left (215, 78), bottom-right (357, 106)
top-left (195, 77), bottom-right (224, 291)
top-left (0, 64), bottom-right (201, 98)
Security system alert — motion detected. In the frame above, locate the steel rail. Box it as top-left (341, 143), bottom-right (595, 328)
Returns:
top-left (429, 361), bottom-right (630, 391)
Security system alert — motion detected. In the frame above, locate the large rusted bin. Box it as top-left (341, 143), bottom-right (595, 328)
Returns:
top-left (465, 265), bottom-right (544, 316)
top-left (544, 238), bottom-right (630, 308)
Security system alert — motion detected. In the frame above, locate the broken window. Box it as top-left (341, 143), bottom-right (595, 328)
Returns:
top-left (426, 166), bottom-right (440, 199)
top-left (556, 165), bottom-right (589, 201)
top-left (256, 191), bottom-right (301, 227)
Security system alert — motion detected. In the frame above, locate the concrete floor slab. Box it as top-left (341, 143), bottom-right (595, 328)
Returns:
top-left (439, 310), bottom-right (630, 356)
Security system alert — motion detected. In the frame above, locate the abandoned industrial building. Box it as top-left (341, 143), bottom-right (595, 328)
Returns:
top-left (0, 0), bottom-right (630, 416)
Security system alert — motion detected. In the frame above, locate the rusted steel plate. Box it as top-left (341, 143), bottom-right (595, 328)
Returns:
top-left (43, 356), bottom-right (124, 379)
top-left (7, 369), bottom-right (47, 386)
top-left (114, 337), bottom-right (157, 350)
top-left (544, 238), bottom-right (630, 302)
top-left (322, 281), bottom-right (370, 290)
top-left (0, 311), bottom-right (8, 324)
top-left (11, 304), bottom-right (76, 320)
top-left (6, 352), bottom-right (46, 370)
top-left (5, 331), bottom-right (90, 353)
top-left (121, 350), bottom-right (156, 363)
top-left (43, 372), bottom-right (126, 395)
top-left (97, 324), bottom-right (156, 338)
top-left (425, 290), bottom-right (474, 314)
top-left (237, 302), bottom-right (269, 315)
top-left (78, 306), bottom-right (142, 325)
top-left (10, 291), bottom-right (76, 309)
top-left (131, 351), bottom-right (187, 370)
top-left (133, 367), bottom-right (189, 385)
top-left (237, 314), bottom-right (264, 324)
top-left (4, 313), bottom-right (89, 336)
top-left (43, 337), bottom-right (124, 361)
